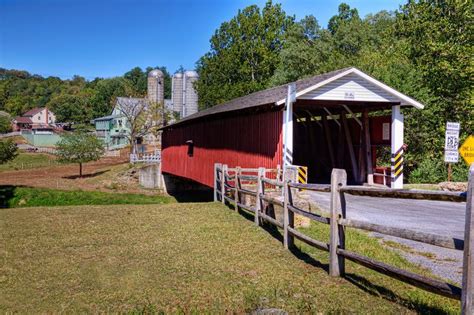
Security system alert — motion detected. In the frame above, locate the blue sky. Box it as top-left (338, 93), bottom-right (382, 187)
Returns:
top-left (0, 0), bottom-right (404, 79)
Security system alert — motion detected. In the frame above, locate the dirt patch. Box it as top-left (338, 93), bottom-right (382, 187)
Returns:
top-left (0, 156), bottom-right (156, 194)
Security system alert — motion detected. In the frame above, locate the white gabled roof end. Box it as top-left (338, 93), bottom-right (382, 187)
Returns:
top-left (276, 67), bottom-right (425, 110)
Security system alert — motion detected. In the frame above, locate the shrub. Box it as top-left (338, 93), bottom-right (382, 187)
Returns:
top-left (408, 159), bottom-right (447, 184)
top-left (0, 115), bottom-right (12, 134)
top-left (409, 158), bottom-right (470, 184)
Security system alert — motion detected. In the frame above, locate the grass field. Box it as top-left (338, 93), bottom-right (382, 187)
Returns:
top-left (0, 153), bottom-right (56, 171)
top-left (0, 202), bottom-right (459, 313)
top-left (0, 186), bottom-right (175, 208)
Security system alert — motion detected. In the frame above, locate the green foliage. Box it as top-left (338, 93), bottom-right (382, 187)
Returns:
top-left (0, 66), bottom-right (171, 123)
top-left (0, 114), bottom-right (12, 133)
top-left (56, 131), bottom-right (105, 176)
top-left (328, 3), bottom-right (360, 35)
top-left (0, 139), bottom-right (18, 164)
top-left (0, 186), bottom-right (174, 208)
top-left (48, 94), bottom-right (88, 123)
top-left (408, 159), bottom-right (446, 184)
top-left (195, 0), bottom-right (294, 109)
top-left (408, 158), bottom-right (468, 184)
top-left (396, 0), bottom-right (474, 172)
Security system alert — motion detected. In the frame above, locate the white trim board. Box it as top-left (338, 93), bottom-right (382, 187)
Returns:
top-left (276, 67), bottom-right (424, 109)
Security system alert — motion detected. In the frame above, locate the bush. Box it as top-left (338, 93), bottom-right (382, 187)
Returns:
top-left (408, 159), bottom-right (446, 184)
top-left (451, 162), bottom-right (469, 182)
top-left (0, 139), bottom-right (17, 164)
top-left (408, 158), bottom-right (470, 184)
top-left (0, 115), bottom-right (12, 134)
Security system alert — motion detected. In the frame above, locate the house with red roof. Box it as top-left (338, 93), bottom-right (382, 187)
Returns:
top-left (12, 108), bottom-right (56, 131)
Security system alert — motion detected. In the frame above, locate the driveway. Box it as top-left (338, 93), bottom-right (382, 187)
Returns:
top-left (306, 191), bottom-right (467, 284)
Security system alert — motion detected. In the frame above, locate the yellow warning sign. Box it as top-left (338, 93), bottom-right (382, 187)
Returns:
top-left (297, 166), bottom-right (308, 184)
top-left (459, 135), bottom-right (474, 166)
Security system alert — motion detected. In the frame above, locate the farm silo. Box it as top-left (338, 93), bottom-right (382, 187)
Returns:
top-left (171, 72), bottom-right (183, 114)
top-left (147, 69), bottom-right (164, 104)
top-left (183, 70), bottom-right (199, 117)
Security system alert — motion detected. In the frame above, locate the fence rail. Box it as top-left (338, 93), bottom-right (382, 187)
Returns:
top-left (214, 162), bottom-right (474, 314)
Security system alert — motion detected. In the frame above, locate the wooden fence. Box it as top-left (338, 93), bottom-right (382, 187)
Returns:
top-left (214, 163), bottom-right (474, 314)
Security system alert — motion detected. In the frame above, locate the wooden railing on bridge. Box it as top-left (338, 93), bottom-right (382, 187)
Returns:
top-left (213, 163), bottom-right (474, 314)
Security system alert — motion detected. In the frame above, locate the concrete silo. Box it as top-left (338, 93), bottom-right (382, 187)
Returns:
top-left (171, 73), bottom-right (183, 114)
top-left (183, 70), bottom-right (199, 117)
top-left (147, 69), bottom-right (164, 104)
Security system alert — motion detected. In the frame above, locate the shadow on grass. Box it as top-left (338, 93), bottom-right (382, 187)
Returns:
top-left (225, 200), bottom-right (450, 314)
top-left (0, 185), bottom-right (17, 208)
top-left (62, 169), bottom-right (110, 179)
top-left (345, 273), bottom-right (449, 314)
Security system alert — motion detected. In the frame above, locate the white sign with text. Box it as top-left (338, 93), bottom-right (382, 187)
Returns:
top-left (444, 122), bottom-right (460, 163)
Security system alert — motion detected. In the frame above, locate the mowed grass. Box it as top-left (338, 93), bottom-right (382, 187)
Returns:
top-left (0, 153), bottom-right (56, 171)
top-left (0, 186), bottom-right (175, 208)
top-left (0, 202), bottom-right (459, 313)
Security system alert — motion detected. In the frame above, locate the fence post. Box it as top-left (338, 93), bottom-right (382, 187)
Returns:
top-left (276, 164), bottom-right (281, 191)
top-left (330, 168), bottom-right (347, 277)
top-left (222, 164), bottom-right (228, 204)
top-left (234, 166), bottom-right (241, 211)
top-left (214, 163), bottom-right (222, 201)
top-left (462, 163), bottom-right (474, 314)
top-left (283, 180), bottom-right (295, 249)
top-left (255, 167), bottom-right (265, 226)
top-left (213, 163), bottom-right (217, 201)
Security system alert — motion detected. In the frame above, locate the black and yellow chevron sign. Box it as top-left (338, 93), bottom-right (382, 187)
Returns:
top-left (297, 166), bottom-right (308, 184)
top-left (391, 146), bottom-right (403, 182)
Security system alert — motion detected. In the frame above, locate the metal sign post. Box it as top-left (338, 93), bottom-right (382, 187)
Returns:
top-left (444, 122), bottom-right (460, 181)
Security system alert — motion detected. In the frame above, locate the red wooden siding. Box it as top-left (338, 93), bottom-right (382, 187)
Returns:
top-left (162, 110), bottom-right (283, 187)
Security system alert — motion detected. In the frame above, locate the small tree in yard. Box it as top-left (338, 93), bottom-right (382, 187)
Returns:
top-left (0, 139), bottom-right (17, 164)
top-left (116, 98), bottom-right (162, 153)
top-left (56, 132), bottom-right (105, 177)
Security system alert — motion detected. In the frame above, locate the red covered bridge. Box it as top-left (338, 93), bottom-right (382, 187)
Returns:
top-left (161, 67), bottom-right (424, 189)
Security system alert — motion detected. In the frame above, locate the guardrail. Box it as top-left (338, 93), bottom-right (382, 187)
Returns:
top-left (130, 152), bottom-right (161, 164)
top-left (214, 162), bottom-right (474, 314)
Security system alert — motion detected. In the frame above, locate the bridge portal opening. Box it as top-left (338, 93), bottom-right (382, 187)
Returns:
top-left (291, 101), bottom-right (394, 186)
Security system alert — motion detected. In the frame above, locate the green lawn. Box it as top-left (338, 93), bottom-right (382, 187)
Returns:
top-left (0, 153), bottom-right (56, 171)
top-left (0, 202), bottom-right (459, 313)
top-left (0, 186), bottom-right (175, 208)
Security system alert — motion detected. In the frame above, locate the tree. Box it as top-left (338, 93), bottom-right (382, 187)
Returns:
top-left (328, 3), bottom-right (360, 34)
top-left (115, 98), bottom-right (161, 153)
top-left (48, 94), bottom-right (88, 123)
top-left (396, 0), bottom-right (474, 149)
top-left (56, 131), bottom-right (105, 177)
top-left (195, 0), bottom-right (294, 109)
top-left (0, 113), bottom-right (12, 133)
top-left (124, 67), bottom-right (147, 95)
top-left (0, 139), bottom-right (17, 164)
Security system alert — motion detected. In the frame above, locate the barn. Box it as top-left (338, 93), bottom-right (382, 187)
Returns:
top-left (161, 67), bottom-right (424, 189)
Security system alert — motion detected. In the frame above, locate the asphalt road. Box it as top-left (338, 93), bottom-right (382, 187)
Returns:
top-left (307, 191), bottom-right (467, 284)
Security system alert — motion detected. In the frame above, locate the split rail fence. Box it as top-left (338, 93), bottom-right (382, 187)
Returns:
top-left (214, 163), bottom-right (474, 314)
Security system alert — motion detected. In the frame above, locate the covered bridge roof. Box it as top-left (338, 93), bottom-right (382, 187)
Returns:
top-left (163, 67), bottom-right (424, 129)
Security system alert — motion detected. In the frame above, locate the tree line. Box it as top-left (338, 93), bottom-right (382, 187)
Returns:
top-left (195, 0), bottom-right (472, 181)
top-left (0, 66), bottom-right (171, 124)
